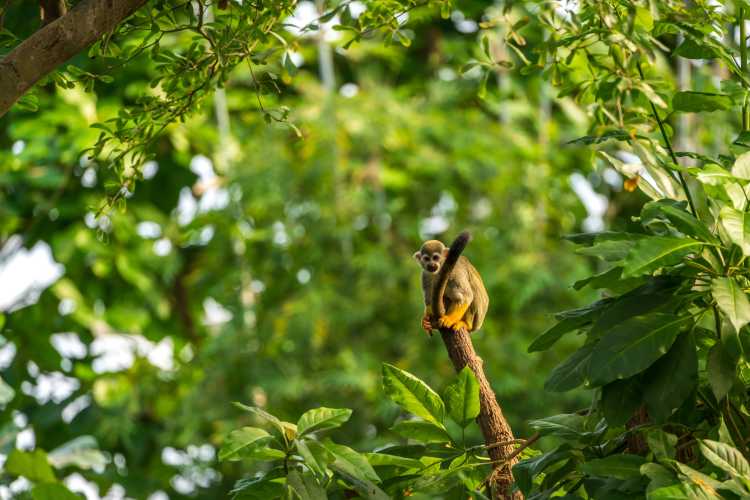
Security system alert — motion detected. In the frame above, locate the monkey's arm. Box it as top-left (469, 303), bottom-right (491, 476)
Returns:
top-left (421, 305), bottom-right (433, 332)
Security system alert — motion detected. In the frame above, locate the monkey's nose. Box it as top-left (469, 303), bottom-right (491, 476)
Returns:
top-left (427, 263), bottom-right (438, 272)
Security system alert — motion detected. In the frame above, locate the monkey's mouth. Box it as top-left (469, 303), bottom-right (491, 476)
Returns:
top-left (427, 263), bottom-right (439, 273)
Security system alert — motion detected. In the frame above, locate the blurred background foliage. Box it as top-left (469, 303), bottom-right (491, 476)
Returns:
top-left (0, 0), bottom-right (631, 497)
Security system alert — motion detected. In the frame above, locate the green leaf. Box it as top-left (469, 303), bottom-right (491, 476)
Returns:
top-left (712, 277), bottom-right (750, 332)
top-left (674, 38), bottom-right (717, 59)
top-left (329, 463), bottom-right (389, 500)
top-left (365, 452), bottom-right (422, 469)
top-left (707, 342), bottom-right (736, 401)
top-left (589, 314), bottom-right (692, 386)
top-left (219, 427), bottom-right (272, 461)
top-left (719, 208), bottom-right (750, 256)
top-left (234, 403), bottom-right (289, 441)
top-left (513, 447), bottom-right (572, 495)
top-left (325, 442), bottom-right (380, 483)
top-left (390, 420), bottom-right (452, 443)
top-left (5, 449), bottom-right (56, 483)
top-left (578, 240), bottom-right (637, 262)
top-left (622, 237), bottom-right (703, 278)
top-left (673, 462), bottom-right (725, 498)
top-left (699, 440), bottom-right (750, 480)
top-left (382, 363), bottom-right (445, 425)
top-left (297, 408), bottom-right (352, 436)
top-left (529, 299), bottom-right (610, 352)
top-left (601, 377), bottom-right (642, 427)
top-left (443, 366), bottom-right (480, 427)
top-left (672, 91), bottom-right (732, 113)
top-left (643, 331), bottom-right (698, 423)
top-left (544, 342), bottom-right (595, 392)
top-left (296, 440), bottom-right (332, 478)
top-left (731, 151), bottom-right (750, 179)
top-left (696, 165), bottom-right (736, 186)
top-left (528, 414), bottom-right (586, 440)
top-left (31, 484), bottom-right (80, 500)
top-left (646, 430), bottom-right (678, 460)
top-left (641, 200), bottom-right (718, 244)
top-left (231, 473), bottom-right (286, 499)
top-left (287, 469), bottom-right (327, 500)
top-left (580, 454), bottom-right (647, 480)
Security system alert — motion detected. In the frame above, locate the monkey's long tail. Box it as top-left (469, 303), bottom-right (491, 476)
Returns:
top-left (430, 231), bottom-right (471, 319)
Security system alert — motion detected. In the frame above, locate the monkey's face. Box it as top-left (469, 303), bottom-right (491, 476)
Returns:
top-left (413, 241), bottom-right (448, 274)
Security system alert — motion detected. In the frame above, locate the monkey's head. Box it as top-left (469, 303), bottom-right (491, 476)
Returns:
top-left (414, 240), bottom-right (449, 274)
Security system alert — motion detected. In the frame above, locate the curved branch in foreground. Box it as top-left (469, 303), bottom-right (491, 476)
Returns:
top-left (0, 0), bottom-right (147, 118)
top-left (430, 231), bottom-right (522, 500)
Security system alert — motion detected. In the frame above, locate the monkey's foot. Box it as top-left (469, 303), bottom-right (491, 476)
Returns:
top-left (451, 320), bottom-right (470, 333)
top-left (438, 315), bottom-right (458, 329)
top-left (421, 316), bottom-right (433, 332)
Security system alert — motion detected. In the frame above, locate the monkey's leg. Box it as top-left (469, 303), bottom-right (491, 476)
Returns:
top-left (438, 302), bottom-right (470, 330)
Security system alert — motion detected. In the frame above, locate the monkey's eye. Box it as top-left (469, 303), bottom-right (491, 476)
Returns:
top-left (421, 255), bottom-right (430, 262)
top-left (432, 254), bottom-right (440, 261)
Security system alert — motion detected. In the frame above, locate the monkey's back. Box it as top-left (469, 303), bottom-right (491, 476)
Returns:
top-left (423, 256), bottom-right (489, 333)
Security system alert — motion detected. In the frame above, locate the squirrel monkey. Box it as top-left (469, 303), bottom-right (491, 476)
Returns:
top-left (414, 240), bottom-right (489, 334)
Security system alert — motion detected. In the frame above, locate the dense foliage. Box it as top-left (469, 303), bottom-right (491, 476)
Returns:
top-left (506, 1), bottom-right (750, 498)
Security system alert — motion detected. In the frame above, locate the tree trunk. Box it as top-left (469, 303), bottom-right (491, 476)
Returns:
top-left (431, 232), bottom-right (522, 499)
top-left (0, 0), bottom-right (147, 117)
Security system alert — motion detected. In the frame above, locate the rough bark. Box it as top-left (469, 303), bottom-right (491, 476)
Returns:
top-left (431, 231), bottom-right (522, 500)
top-left (0, 0), bottom-right (147, 117)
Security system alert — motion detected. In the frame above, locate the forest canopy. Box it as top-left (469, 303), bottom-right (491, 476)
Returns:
top-left (2, 1), bottom-right (750, 499)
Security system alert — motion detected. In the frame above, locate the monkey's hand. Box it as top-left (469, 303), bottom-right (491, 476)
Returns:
top-left (421, 306), bottom-right (433, 333)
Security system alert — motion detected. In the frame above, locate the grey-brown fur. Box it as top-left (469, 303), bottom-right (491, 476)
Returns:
top-left (414, 240), bottom-right (489, 333)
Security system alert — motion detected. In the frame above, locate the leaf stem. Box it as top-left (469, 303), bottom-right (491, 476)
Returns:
top-left (636, 61), bottom-right (698, 217)
top-left (741, 7), bottom-right (749, 130)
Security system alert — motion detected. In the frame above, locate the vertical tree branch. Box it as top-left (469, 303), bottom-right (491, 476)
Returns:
top-left (430, 231), bottom-right (522, 500)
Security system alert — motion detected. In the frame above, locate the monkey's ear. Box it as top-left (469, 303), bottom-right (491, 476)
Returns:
top-left (413, 251), bottom-right (421, 261)
top-left (442, 248), bottom-right (449, 257)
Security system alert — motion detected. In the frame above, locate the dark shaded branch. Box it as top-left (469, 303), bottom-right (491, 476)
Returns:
top-left (0, 0), bottom-right (147, 117)
top-left (430, 231), bottom-right (522, 500)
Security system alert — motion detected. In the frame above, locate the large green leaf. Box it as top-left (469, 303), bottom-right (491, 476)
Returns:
top-left (544, 342), bottom-right (595, 392)
top-left (382, 363), bottom-right (445, 425)
top-left (672, 91), bottom-right (732, 113)
top-left (713, 277), bottom-right (750, 332)
top-left (365, 452), bottom-right (422, 469)
top-left (641, 200), bottom-right (718, 244)
top-left (699, 440), bottom-right (750, 481)
top-left (296, 440), bottom-right (332, 478)
top-left (329, 464), bottom-right (389, 500)
top-left (325, 442), bottom-right (380, 484)
top-left (580, 454), bottom-right (647, 480)
top-left (218, 427), bottom-right (272, 461)
top-left (707, 343), bottom-right (736, 401)
top-left (528, 414), bottom-right (586, 440)
top-left (390, 420), bottom-right (452, 443)
top-left (696, 165), bottom-right (736, 186)
top-left (5, 449), bottom-right (56, 483)
top-left (443, 366), bottom-right (480, 427)
top-left (732, 151), bottom-right (750, 179)
top-left (529, 299), bottom-right (611, 352)
top-left (297, 407), bottom-right (352, 436)
top-left (287, 470), bottom-right (327, 500)
top-left (719, 207), bottom-right (750, 256)
top-left (589, 314), bottom-right (691, 386)
top-left (622, 237), bottom-right (703, 277)
top-left (643, 331), bottom-right (698, 423)
top-left (601, 377), bottom-right (642, 427)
